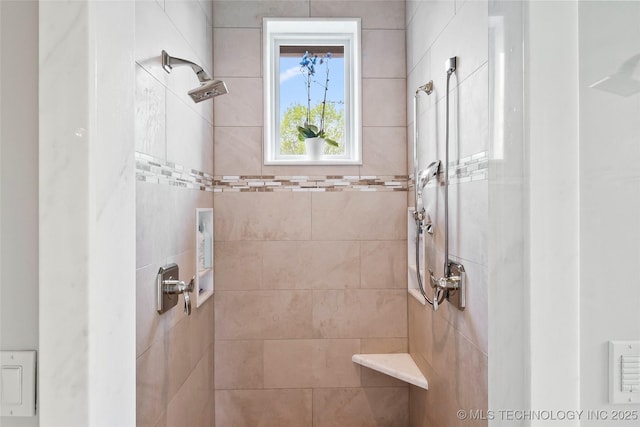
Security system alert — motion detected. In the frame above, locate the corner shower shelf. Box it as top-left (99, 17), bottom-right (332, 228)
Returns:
top-left (351, 353), bottom-right (429, 390)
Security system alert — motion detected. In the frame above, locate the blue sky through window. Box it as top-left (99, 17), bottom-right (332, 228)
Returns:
top-left (279, 55), bottom-right (345, 122)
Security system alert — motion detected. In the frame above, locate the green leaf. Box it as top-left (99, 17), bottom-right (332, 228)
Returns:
top-left (324, 138), bottom-right (339, 147)
top-left (297, 126), bottom-right (316, 138)
top-left (307, 124), bottom-right (318, 133)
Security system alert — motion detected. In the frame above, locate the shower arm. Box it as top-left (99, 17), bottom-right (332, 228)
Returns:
top-left (161, 50), bottom-right (211, 83)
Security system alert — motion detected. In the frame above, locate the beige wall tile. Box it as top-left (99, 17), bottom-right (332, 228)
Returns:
top-left (430, 0), bottom-right (488, 103)
top-left (313, 387), bottom-right (409, 427)
top-left (165, 317), bottom-right (194, 399)
top-left (165, 347), bottom-right (213, 427)
top-left (137, 182), bottom-right (171, 268)
top-left (313, 289), bottom-right (407, 338)
top-left (137, 264), bottom-right (164, 357)
top-left (213, 77), bottom-right (263, 127)
top-left (263, 339), bottom-right (361, 388)
top-left (215, 389), bottom-right (313, 427)
top-left (408, 296), bottom-right (433, 373)
top-left (408, 386), bottom-right (428, 427)
top-left (214, 126), bottom-right (263, 176)
top-left (166, 89), bottom-right (214, 174)
top-left (362, 79), bottom-right (407, 127)
top-left (455, 334), bottom-right (488, 417)
top-left (262, 241), bottom-right (360, 289)
top-left (312, 192), bottom-right (406, 241)
top-left (360, 126), bottom-right (407, 176)
top-left (213, 0), bottom-right (310, 28)
top-left (136, 64), bottom-right (166, 159)
top-left (215, 340), bottom-right (263, 389)
top-left (360, 338), bottom-right (408, 354)
top-left (188, 297), bottom-right (215, 367)
top-left (213, 28), bottom-right (262, 77)
top-left (215, 192), bottom-right (312, 241)
top-left (137, 344), bottom-right (167, 427)
top-left (310, 1), bottom-right (405, 30)
top-left (261, 164), bottom-right (360, 177)
top-left (215, 290), bottom-right (313, 339)
top-left (164, 0), bottom-right (210, 69)
top-left (361, 368), bottom-right (407, 388)
top-left (214, 241), bottom-right (263, 290)
top-left (153, 412), bottom-right (167, 427)
top-left (436, 259), bottom-right (488, 354)
top-left (361, 240), bottom-right (406, 289)
top-left (362, 30), bottom-right (406, 78)
top-left (263, 339), bottom-right (315, 388)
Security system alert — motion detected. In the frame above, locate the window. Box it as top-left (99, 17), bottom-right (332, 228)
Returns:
top-left (263, 18), bottom-right (361, 165)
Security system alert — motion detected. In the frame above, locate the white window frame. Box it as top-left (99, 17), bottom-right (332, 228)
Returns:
top-left (263, 18), bottom-right (362, 165)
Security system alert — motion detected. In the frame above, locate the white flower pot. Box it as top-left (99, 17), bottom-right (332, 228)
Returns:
top-left (305, 137), bottom-right (325, 161)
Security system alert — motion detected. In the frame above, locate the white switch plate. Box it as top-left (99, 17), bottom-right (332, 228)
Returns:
top-left (609, 341), bottom-right (640, 404)
top-left (0, 351), bottom-right (36, 416)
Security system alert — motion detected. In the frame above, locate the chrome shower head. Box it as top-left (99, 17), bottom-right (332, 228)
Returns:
top-left (188, 80), bottom-right (229, 103)
top-left (161, 50), bottom-right (228, 103)
top-left (417, 161), bottom-right (441, 194)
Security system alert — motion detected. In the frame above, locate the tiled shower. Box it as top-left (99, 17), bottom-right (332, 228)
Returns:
top-left (134, 0), bottom-right (487, 425)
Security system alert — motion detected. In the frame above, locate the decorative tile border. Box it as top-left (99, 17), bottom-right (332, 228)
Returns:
top-left (135, 152), bottom-right (407, 192)
top-left (212, 175), bottom-right (408, 192)
top-left (135, 150), bottom-right (488, 193)
top-left (136, 152), bottom-right (216, 191)
top-left (413, 150), bottom-right (488, 188)
top-left (448, 150), bottom-right (488, 184)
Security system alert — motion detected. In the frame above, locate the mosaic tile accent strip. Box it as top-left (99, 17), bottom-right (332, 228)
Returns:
top-left (412, 150), bottom-right (488, 188)
top-left (135, 152), bottom-right (408, 192)
top-left (449, 150), bottom-right (488, 184)
top-left (136, 150), bottom-right (487, 192)
top-left (136, 152), bottom-right (216, 191)
top-left (212, 175), bottom-right (408, 192)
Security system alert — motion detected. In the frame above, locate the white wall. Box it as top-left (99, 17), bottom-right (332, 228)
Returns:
top-left (38, 1), bottom-right (136, 426)
top-left (493, 2), bottom-right (640, 427)
top-left (488, 0), bottom-right (529, 421)
top-left (0, 2), bottom-right (39, 426)
top-left (526, 2), bottom-right (581, 425)
top-left (579, 2), bottom-right (640, 424)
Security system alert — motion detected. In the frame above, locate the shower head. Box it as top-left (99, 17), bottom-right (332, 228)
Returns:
top-left (161, 50), bottom-right (228, 103)
top-left (417, 161), bottom-right (441, 194)
top-left (416, 81), bottom-right (433, 95)
top-left (188, 80), bottom-right (229, 103)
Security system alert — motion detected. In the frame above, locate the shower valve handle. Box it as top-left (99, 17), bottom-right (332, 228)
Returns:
top-left (163, 277), bottom-right (195, 315)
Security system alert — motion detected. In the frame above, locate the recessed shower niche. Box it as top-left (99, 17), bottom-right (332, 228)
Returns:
top-left (195, 208), bottom-right (214, 306)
